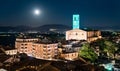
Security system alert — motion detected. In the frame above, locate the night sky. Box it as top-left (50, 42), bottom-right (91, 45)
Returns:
top-left (0, 0), bottom-right (120, 30)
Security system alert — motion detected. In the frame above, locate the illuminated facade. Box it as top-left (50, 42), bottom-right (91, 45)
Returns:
top-left (32, 42), bottom-right (58, 60)
top-left (15, 38), bottom-right (39, 56)
top-left (87, 31), bottom-right (102, 42)
top-left (15, 38), bottom-right (58, 60)
top-left (73, 14), bottom-right (80, 29)
top-left (5, 49), bottom-right (18, 55)
top-left (66, 29), bottom-right (87, 40)
top-left (66, 29), bottom-right (102, 42)
top-left (61, 52), bottom-right (78, 60)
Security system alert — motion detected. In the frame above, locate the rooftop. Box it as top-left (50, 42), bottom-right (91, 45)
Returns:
top-left (34, 41), bottom-right (58, 44)
top-left (0, 54), bottom-right (104, 71)
top-left (72, 44), bottom-right (82, 47)
top-left (62, 51), bottom-right (78, 54)
top-left (16, 37), bottom-right (38, 39)
top-left (34, 38), bottom-right (58, 44)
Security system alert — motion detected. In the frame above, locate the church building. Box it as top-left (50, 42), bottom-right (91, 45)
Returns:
top-left (66, 14), bottom-right (102, 42)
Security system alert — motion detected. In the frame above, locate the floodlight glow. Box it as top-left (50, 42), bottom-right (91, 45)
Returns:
top-left (104, 63), bottom-right (113, 71)
top-left (73, 14), bottom-right (80, 29)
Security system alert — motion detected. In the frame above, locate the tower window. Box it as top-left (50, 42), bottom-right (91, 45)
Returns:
top-left (74, 17), bottom-right (77, 21)
top-left (76, 33), bottom-right (78, 35)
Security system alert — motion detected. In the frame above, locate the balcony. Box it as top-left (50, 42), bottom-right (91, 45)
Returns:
top-left (48, 55), bottom-right (51, 57)
top-left (43, 53), bottom-right (46, 55)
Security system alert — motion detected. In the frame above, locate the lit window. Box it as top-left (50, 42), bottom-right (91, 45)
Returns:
top-left (48, 57), bottom-right (51, 59)
top-left (72, 54), bottom-right (73, 56)
top-left (48, 49), bottom-right (51, 51)
top-left (43, 49), bottom-right (46, 51)
top-left (47, 53), bottom-right (50, 55)
top-left (43, 46), bottom-right (46, 48)
top-left (48, 46), bottom-right (50, 48)
top-left (33, 48), bottom-right (35, 50)
top-left (21, 44), bottom-right (24, 45)
top-left (21, 47), bottom-right (24, 49)
top-left (25, 44), bottom-right (27, 45)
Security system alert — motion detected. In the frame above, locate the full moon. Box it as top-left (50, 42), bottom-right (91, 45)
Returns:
top-left (34, 9), bottom-right (41, 15)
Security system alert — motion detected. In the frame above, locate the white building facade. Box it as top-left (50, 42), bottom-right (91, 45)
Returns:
top-left (66, 29), bottom-right (87, 41)
top-left (5, 49), bottom-right (18, 55)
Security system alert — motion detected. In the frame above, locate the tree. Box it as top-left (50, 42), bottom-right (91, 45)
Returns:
top-left (104, 41), bottom-right (117, 59)
top-left (79, 43), bottom-right (98, 62)
top-left (91, 39), bottom-right (118, 59)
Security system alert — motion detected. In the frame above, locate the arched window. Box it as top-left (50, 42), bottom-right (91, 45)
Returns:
top-left (76, 33), bottom-right (78, 35)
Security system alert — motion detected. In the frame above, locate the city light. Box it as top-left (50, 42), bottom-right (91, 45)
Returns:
top-left (104, 63), bottom-right (113, 71)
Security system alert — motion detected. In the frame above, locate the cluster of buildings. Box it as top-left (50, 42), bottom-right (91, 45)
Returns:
top-left (5, 14), bottom-right (102, 60)
top-left (6, 38), bottom-right (58, 60)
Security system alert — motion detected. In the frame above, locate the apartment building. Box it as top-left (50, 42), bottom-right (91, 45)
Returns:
top-left (15, 38), bottom-right (39, 56)
top-left (32, 42), bottom-right (58, 60)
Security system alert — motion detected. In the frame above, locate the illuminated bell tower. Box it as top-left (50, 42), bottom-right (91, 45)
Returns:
top-left (73, 14), bottom-right (80, 29)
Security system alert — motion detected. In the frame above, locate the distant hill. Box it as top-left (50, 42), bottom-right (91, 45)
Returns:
top-left (0, 26), bottom-right (32, 32)
top-left (36, 24), bottom-right (71, 32)
top-left (0, 24), bottom-right (71, 33)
